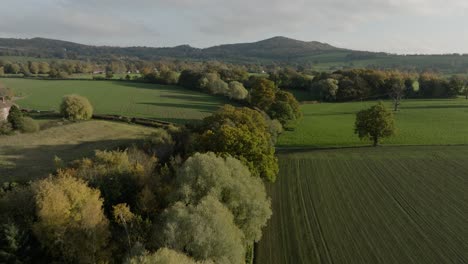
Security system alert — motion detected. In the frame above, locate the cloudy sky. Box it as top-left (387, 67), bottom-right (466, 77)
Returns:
top-left (0, 0), bottom-right (467, 54)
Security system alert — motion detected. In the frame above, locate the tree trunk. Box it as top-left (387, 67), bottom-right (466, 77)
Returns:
top-left (373, 137), bottom-right (379, 147)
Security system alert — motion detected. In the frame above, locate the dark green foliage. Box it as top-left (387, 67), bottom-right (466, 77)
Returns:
top-left (196, 105), bottom-right (278, 181)
top-left (178, 70), bottom-right (203, 90)
top-left (355, 102), bottom-right (395, 146)
top-left (249, 78), bottom-right (276, 110)
top-left (268, 101), bottom-right (295, 126)
top-left (7, 105), bottom-right (22, 130)
top-left (0, 222), bottom-right (32, 263)
top-left (0, 121), bottom-right (13, 135)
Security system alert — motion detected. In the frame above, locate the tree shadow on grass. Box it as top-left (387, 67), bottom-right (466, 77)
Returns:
top-left (0, 138), bottom-right (146, 183)
top-left (113, 81), bottom-right (231, 103)
top-left (137, 102), bottom-right (219, 113)
top-left (401, 104), bottom-right (468, 110)
top-left (304, 111), bottom-right (357, 117)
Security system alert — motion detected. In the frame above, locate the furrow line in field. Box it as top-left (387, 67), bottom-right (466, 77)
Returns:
top-left (297, 158), bottom-right (334, 264)
top-left (362, 159), bottom-right (447, 262)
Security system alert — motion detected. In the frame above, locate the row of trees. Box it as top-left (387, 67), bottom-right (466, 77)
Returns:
top-left (269, 67), bottom-right (468, 102)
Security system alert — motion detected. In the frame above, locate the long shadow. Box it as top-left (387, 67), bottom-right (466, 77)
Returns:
top-left (0, 138), bottom-right (146, 183)
top-left (113, 81), bottom-right (232, 103)
top-left (304, 111), bottom-right (356, 117)
top-left (401, 105), bottom-right (468, 110)
top-left (137, 102), bottom-right (219, 112)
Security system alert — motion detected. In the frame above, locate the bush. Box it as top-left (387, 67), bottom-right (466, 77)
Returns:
top-left (60, 94), bottom-right (93, 121)
top-left (7, 105), bottom-right (23, 130)
top-left (17, 117), bottom-right (39, 133)
top-left (0, 121), bottom-right (13, 135)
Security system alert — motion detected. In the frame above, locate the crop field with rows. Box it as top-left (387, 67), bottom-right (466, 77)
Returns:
top-left (256, 146), bottom-right (468, 264)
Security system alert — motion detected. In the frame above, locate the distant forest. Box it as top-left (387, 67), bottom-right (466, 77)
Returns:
top-left (1, 37), bottom-right (468, 73)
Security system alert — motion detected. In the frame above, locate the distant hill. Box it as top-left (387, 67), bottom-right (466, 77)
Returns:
top-left (1, 36), bottom-right (467, 73)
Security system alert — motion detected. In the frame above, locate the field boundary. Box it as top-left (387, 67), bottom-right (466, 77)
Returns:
top-left (275, 143), bottom-right (468, 153)
top-left (22, 109), bottom-right (177, 128)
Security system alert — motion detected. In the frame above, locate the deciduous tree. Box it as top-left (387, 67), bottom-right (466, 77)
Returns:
top-left (354, 102), bottom-right (395, 146)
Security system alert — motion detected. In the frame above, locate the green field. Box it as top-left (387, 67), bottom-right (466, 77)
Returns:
top-left (0, 120), bottom-right (155, 182)
top-left (256, 146), bottom-right (468, 264)
top-left (278, 99), bottom-right (468, 147)
top-left (1, 78), bottom-right (230, 123)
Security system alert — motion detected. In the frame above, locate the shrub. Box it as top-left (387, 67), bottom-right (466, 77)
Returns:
top-left (60, 94), bottom-right (93, 121)
top-left (17, 117), bottom-right (39, 133)
top-left (7, 105), bottom-right (22, 130)
top-left (0, 121), bottom-right (13, 135)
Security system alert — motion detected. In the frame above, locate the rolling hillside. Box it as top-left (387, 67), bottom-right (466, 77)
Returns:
top-left (2, 36), bottom-right (468, 72)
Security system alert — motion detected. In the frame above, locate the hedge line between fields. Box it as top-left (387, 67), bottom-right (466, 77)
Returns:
top-left (21, 109), bottom-right (175, 128)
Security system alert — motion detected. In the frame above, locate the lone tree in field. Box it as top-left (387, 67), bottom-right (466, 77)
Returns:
top-left (354, 102), bottom-right (395, 147)
top-left (60, 94), bottom-right (93, 120)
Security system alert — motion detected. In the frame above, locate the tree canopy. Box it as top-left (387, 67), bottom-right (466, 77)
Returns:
top-left (33, 172), bottom-right (110, 263)
top-left (196, 105), bottom-right (278, 181)
top-left (354, 102), bottom-right (395, 146)
top-left (174, 152), bottom-right (272, 241)
top-left (159, 195), bottom-right (245, 264)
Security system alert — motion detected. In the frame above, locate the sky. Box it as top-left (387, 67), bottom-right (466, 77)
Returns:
top-left (0, 0), bottom-right (467, 54)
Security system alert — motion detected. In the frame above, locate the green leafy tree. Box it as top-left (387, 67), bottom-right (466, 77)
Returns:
top-left (7, 64), bottom-right (20, 74)
top-left (449, 75), bottom-right (465, 98)
top-left (268, 101), bottom-right (295, 126)
top-left (249, 78), bottom-right (276, 110)
top-left (159, 195), bottom-right (244, 264)
top-left (174, 152), bottom-right (272, 242)
top-left (354, 102), bottom-right (395, 146)
top-left (196, 105), bottom-right (278, 181)
top-left (228, 81), bottom-right (248, 100)
top-left (38, 62), bottom-right (50, 74)
top-left (33, 172), bottom-right (110, 263)
top-left (7, 105), bottom-right (23, 130)
top-left (29, 62), bottom-right (40, 75)
top-left (315, 78), bottom-right (339, 101)
top-left (60, 94), bottom-right (93, 120)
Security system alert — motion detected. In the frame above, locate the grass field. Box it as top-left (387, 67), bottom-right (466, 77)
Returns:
top-left (256, 146), bottom-right (468, 264)
top-left (0, 120), bottom-right (155, 182)
top-left (1, 78), bottom-right (230, 123)
top-left (278, 99), bottom-right (468, 147)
